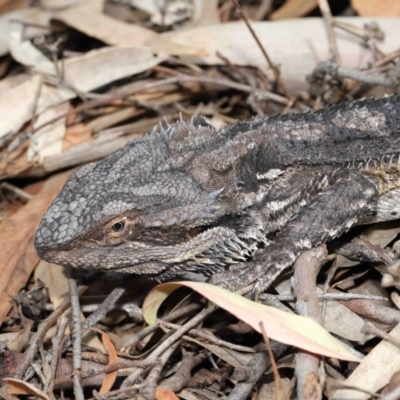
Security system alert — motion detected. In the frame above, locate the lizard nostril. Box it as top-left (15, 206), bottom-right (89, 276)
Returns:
top-left (112, 221), bottom-right (125, 232)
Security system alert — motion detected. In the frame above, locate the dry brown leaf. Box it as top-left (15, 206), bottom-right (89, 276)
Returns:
top-left (99, 333), bottom-right (118, 394)
top-left (351, 0), bottom-right (400, 16)
top-left (0, 388), bottom-right (19, 400)
top-left (0, 171), bottom-right (71, 325)
top-left (55, 0), bottom-right (200, 55)
top-left (270, 0), bottom-right (318, 20)
top-left (0, 0), bottom-right (28, 17)
top-left (3, 378), bottom-right (50, 399)
top-left (155, 387), bottom-right (180, 400)
top-left (63, 122), bottom-right (93, 150)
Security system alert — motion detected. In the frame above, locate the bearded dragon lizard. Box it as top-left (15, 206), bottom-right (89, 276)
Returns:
top-left (34, 95), bottom-right (400, 291)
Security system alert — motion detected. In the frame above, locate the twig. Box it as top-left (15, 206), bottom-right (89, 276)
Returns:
top-left (293, 246), bottom-right (328, 400)
top-left (0, 182), bottom-right (33, 202)
top-left (373, 49), bottom-right (400, 68)
top-left (121, 302), bottom-right (202, 351)
top-left (360, 235), bottom-right (393, 265)
top-left (67, 270), bottom-right (84, 400)
top-left (159, 321), bottom-right (256, 353)
top-left (83, 286), bottom-right (126, 329)
top-left (138, 341), bottom-right (181, 399)
top-left (318, 0), bottom-right (341, 64)
top-left (53, 359), bottom-right (158, 388)
top-left (13, 285), bottom-right (87, 379)
top-left (333, 20), bottom-right (384, 43)
top-left (216, 51), bottom-right (255, 87)
top-left (313, 61), bottom-right (397, 87)
top-left (26, 74), bottom-right (288, 142)
top-left (46, 316), bottom-right (69, 399)
top-left (362, 322), bottom-right (400, 349)
top-left (382, 381), bottom-right (400, 400)
top-left (121, 304), bottom-right (218, 388)
top-left (9, 19), bottom-right (64, 32)
top-left (332, 289), bottom-right (400, 325)
top-left (159, 350), bottom-right (208, 392)
top-left (274, 293), bottom-right (388, 302)
top-left (229, 341), bottom-right (285, 400)
top-left (230, 0), bottom-right (290, 98)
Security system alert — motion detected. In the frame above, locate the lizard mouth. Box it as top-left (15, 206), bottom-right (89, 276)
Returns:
top-left (188, 224), bottom-right (216, 238)
top-left (36, 214), bottom-right (266, 276)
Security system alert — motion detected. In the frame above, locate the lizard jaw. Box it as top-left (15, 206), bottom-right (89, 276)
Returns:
top-left (36, 225), bottom-right (264, 277)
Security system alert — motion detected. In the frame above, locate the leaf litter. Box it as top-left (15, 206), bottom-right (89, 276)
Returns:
top-left (0, 0), bottom-right (399, 399)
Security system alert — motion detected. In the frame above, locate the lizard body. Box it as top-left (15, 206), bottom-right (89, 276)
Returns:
top-left (35, 95), bottom-right (400, 291)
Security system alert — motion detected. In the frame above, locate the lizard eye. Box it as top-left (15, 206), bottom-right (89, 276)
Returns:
top-left (105, 217), bottom-right (131, 245)
top-left (111, 221), bottom-right (125, 232)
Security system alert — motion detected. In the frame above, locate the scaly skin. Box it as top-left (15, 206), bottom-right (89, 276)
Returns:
top-left (35, 95), bottom-right (400, 290)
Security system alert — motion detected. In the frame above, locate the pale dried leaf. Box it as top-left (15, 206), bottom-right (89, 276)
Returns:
top-left (333, 323), bottom-right (400, 399)
top-left (0, 7), bottom-right (52, 56)
top-left (0, 73), bottom-right (42, 139)
top-left (55, 0), bottom-right (199, 55)
top-left (34, 262), bottom-right (69, 309)
top-left (275, 280), bottom-right (372, 342)
top-left (0, 73), bottom-right (30, 99)
top-left (9, 22), bottom-right (55, 73)
top-left (28, 102), bottom-right (69, 162)
top-left (131, 0), bottom-right (158, 15)
top-left (144, 282), bottom-right (361, 361)
top-left (317, 288), bottom-right (371, 342)
top-left (358, 222), bottom-right (400, 249)
top-left (0, 47), bottom-right (165, 139)
top-left (39, 0), bottom-right (84, 9)
top-left (0, 332), bottom-right (19, 345)
top-left (192, 0), bottom-right (220, 26)
top-left (164, 18), bottom-right (400, 92)
top-left (7, 321), bottom-right (33, 352)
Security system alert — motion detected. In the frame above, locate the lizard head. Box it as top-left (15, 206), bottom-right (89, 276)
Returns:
top-left (34, 119), bottom-right (264, 279)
